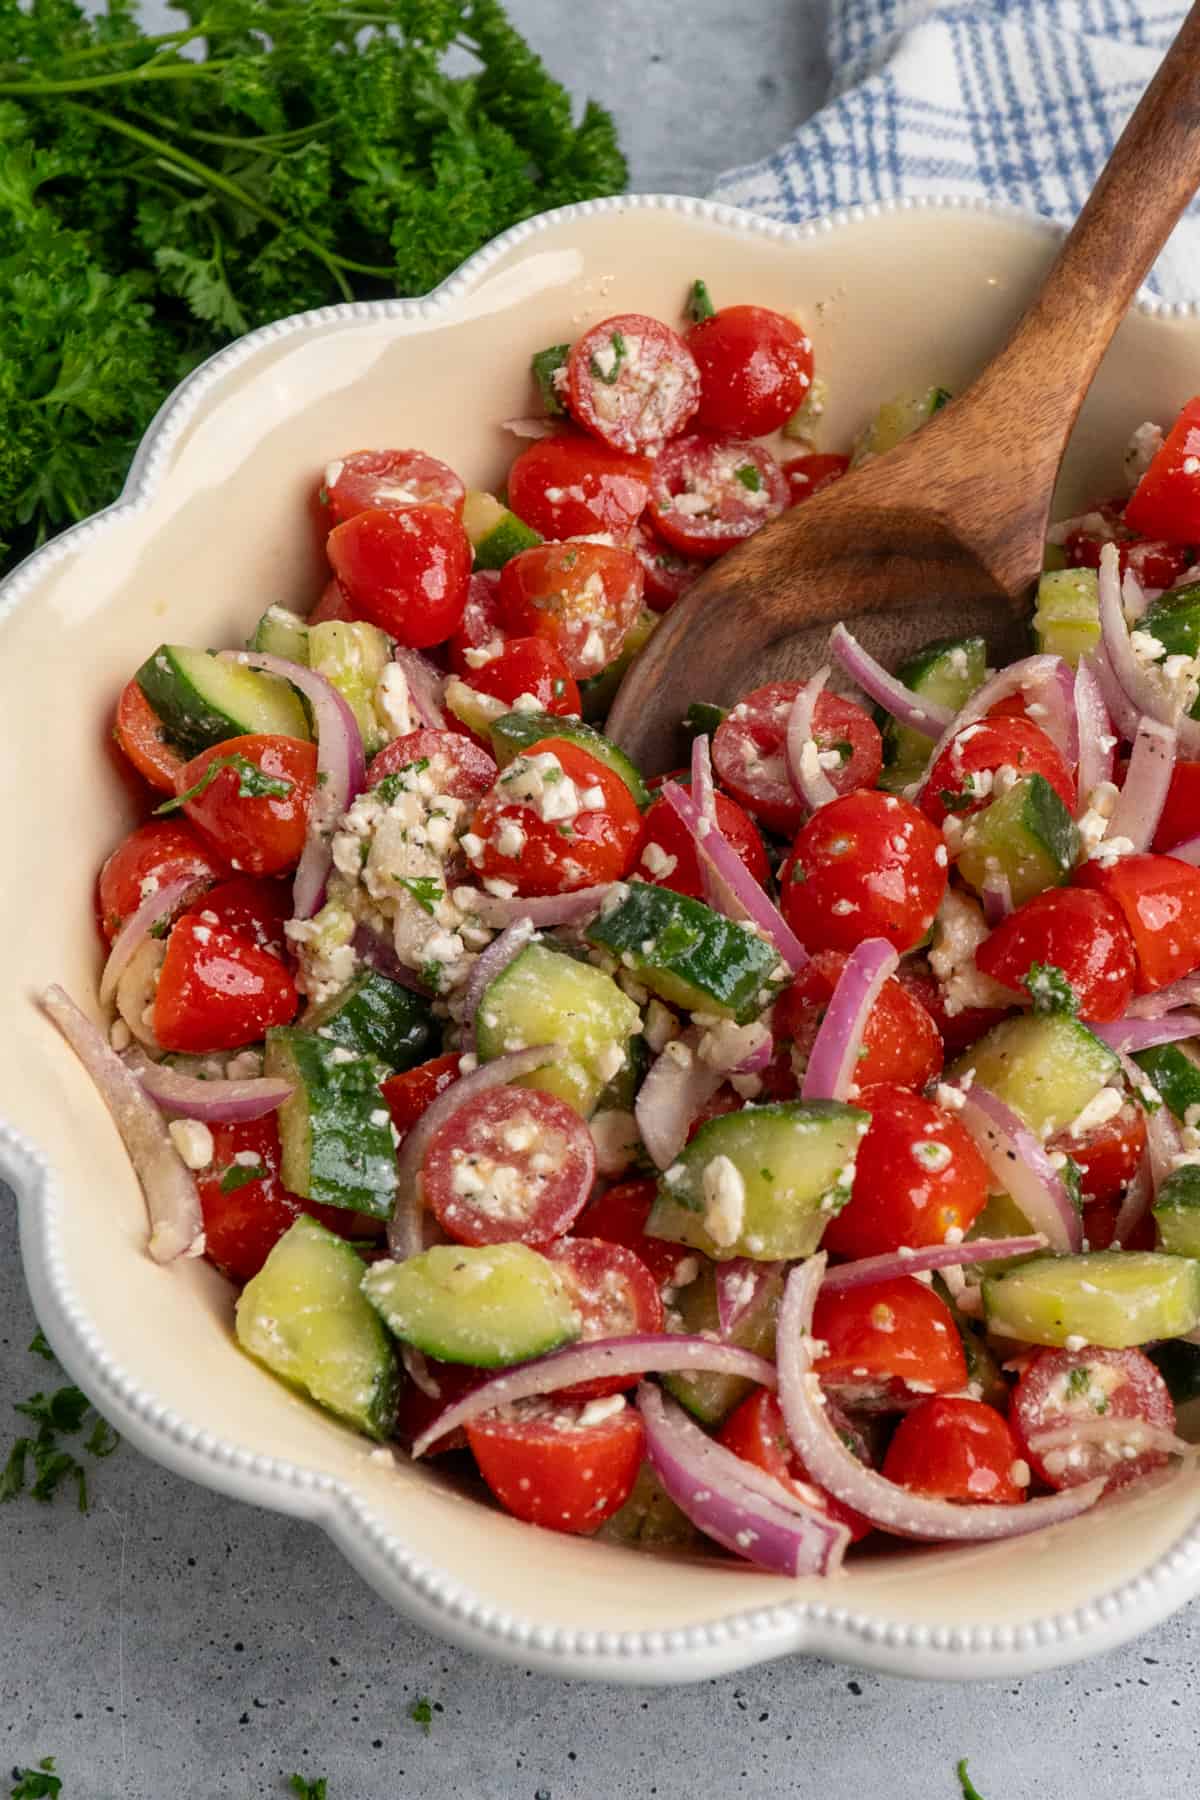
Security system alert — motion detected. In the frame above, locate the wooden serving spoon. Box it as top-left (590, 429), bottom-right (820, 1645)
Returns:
top-left (607, 4), bottom-right (1200, 774)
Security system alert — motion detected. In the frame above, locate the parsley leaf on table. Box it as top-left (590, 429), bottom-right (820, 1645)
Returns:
top-left (1, 1341), bottom-right (121, 1511)
top-left (956, 1760), bottom-right (988, 1800)
top-left (287, 1778), bottom-right (327, 1800)
top-left (409, 1695), bottom-right (434, 1733)
top-left (10, 1756), bottom-right (61, 1798)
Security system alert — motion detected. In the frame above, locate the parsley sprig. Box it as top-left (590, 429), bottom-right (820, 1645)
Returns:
top-left (10, 1758), bottom-right (61, 1799)
top-left (287, 1779), bottom-right (327, 1800)
top-left (155, 751), bottom-right (293, 814)
top-left (1, 1337), bottom-right (120, 1512)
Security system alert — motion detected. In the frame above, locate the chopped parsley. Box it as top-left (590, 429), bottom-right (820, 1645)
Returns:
top-left (156, 752), bottom-right (292, 815)
top-left (931, 387), bottom-right (954, 413)
top-left (1023, 962), bottom-right (1079, 1017)
top-left (938, 788), bottom-right (974, 814)
top-left (420, 958), bottom-right (445, 993)
top-left (1, 1339), bottom-right (120, 1513)
top-left (734, 463), bottom-right (762, 493)
top-left (589, 330), bottom-right (627, 385)
top-left (1060, 1155), bottom-right (1084, 1216)
top-left (397, 876), bottom-right (444, 916)
top-left (1066, 1364), bottom-right (1108, 1412)
top-left (219, 1163), bottom-right (266, 1193)
top-left (287, 1778), bottom-right (327, 1800)
top-left (531, 344), bottom-right (570, 417)
top-left (27, 1330), bottom-right (54, 1361)
top-left (373, 759), bottom-right (430, 805)
top-left (955, 1761), bottom-right (986, 1800)
top-left (687, 277), bottom-right (715, 323)
top-left (409, 1696), bottom-right (434, 1734)
top-left (10, 1759), bottom-right (61, 1799)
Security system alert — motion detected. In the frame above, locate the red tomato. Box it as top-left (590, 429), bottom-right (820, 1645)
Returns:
top-left (775, 950), bottom-right (944, 1093)
top-left (895, 956), bottom-right (1012, 1057)
top-left (309, 578), bottom-right (355, 624)
top-left (181, 875), bottom-right (291, 961)
top-left (547, 1237), bottom-right (664, 1399)
top-left (712, 681), bottom-right (883, 836)
top-left (629, 517), bottom-right (704, 613)
top-left (171, 733), bottom-right (317, 878)
top-left (422, 1085), bottom-right (595, 1247)
top-left (1075, 852), bottom-right (1200, 991)
top-left (1126, 399), bottom-right (1200, 542)
top-left (822, 1083), bottom-right (990, 1257)
top-left (1011, 1346), bottom-right (1175, 1493)
top-left (686, 305), bottom-right (814, 438)
top-left (882, 1396), bottom-right (1026, 1504)
top-left (468, 737), bottom-right (642, 896)
top-left (380, 1053), bottom-right (463, 1145)
top-left (1063, 496), bottom-right (1193, 589)
top-left (1048, 1097), bottom-right (1147, 1207)
top-left (578, 1177), bottom-right (700, 1289)
top-left (921, 717), bottom-right (1075, 827)
top-left (565, 313), bottom-right (700, 455)
top-left (812, 1275), bottom-right (967, 1412)
top-left (783, 452), bottom-right (850, 506)
top-left (1153, 759), bottom-right (1200, 853)
top-left (973, 887), bottom-right (1137, 1024)
top-left (447, 571), bottom-right (504, 674)
top-left (321, 448), bottom-right (465, 527)
top-left (467, 1397), bottom-right (644, 1534)
top-left (498, 541), bottom-right (643, 678)
top-left (114, 680), bottom-right (186, 794)
top-left (635, 788), bottom-right (768, 901)
top-left (97, 819), bottom-right (224, 941)
top-left (326, 503), bottom-right (471, 648)
top-left (506, 433), bottom-right (651, 541)
top-left (451, 636), bottom-right (580, 723)
top-left (1080, 1193), bottom-right (1157, 1253)
top-left (717, 1386), bottom-right (874, 1542)
top-left (367, 728), bottom-right (497, 806)
top-left (393, 1356), bottom-right (483, 1455)
top-left (647, 435), bottom-right (789, 561)
top-left (781, 791), bottom-right (948, 955)
top-left (153, 915), bottom-right (298, 1052)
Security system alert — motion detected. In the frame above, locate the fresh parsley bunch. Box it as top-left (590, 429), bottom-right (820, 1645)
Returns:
top-left (0, 0), bottom-right (626, 572)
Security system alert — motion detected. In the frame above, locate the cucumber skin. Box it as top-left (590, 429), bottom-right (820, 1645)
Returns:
top-left (462, 491), bottom-right (543, 571)
top-left (475, 941), bottom-right (642, 1117)
top-left (957, 773), bottom-right (1080, 909)
top-left (983, 1250), bottom-right (1200, 1348)
top-left (251, 607), bottom-right (310, 664)
top-left (578, 609), bottom-right (660, 721)
top-left (586, 881), bottom-right (786, 1024)
top-left (881, 635), bottom-right (985, 777)
top-left (663, 1262), bottom-right (784, 1425)
top-left (1134, 1043), bottom-right (1200, 1123)
top-left (265, 1028), bottom-right (397, 1219)
top-left (301, 968), bottom-right (436, 1073)
top-left (135, 643), bottom-right (309, 757)
top-left (361, 1243), bottom-right (580, 1367)
top-left (489, 710), bottom-right (652, 809)
top-left (1154, 1164), bottom-right (1200, 1257)
top-left (1141, 584), bottom-right (1200, 719)
top-left (952, 1012), bottom-right (1120, 1139)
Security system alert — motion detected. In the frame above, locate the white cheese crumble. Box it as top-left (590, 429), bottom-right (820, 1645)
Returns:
top-left (1067, 1085), bottom-right (1124, 1138)
top-left (375, 662), bottom-right (412, 739)
top-left (701, 1154), bottom-right (746, 1248)
top-left (498, 751), bottom-right (582, 823)
top-left (928, 889), bottom-right (1010, 1017)
top-left (168, 1118), bottom-right (214, 1170)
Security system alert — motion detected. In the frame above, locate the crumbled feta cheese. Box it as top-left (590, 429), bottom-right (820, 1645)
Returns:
top-left (928, 889), bottom-right (1011, 1017)
top-left (168, 1118), bottom-right (214, 1170)
top-left (1068, 1085), bottom-right (1124, 1138)
top-left (912, 1139), bottom-right (952, 1173)
top-left (463, 640), bottom-right (503, 669)
top-left (482, 877), bottom-right (517, 899)
top-left (1089, 834), bottom-right (1136, 868)
top-left (589, 1109), bottom-right (640, 1175)
top-left (495, 819), bottom-right (527, 859)
top-left (641, 840), bottom-right (678, 880)
top-left (1124, 421), bottom-right (1164, 490)
top-left (643, 999), bottom-right (679, 1053)
top-left (701, 1154), bottom-right (745, 1248)
top-left (577, 1394), bottom-right (626, 1427)
top-left (499, 751), bottom-right (582, 823)
top-left (375, 662), bottom-right (412, 739)
top-left (108, 1018), bottom-right (132, 1053)
top-left (324, 458), bottom-right (345, 490)
top-left (511, 691), bottom-right (544, 715)
top-left (1064, 1334), bottom-right (1088, 1353)
top-left (934, 1079), bottom-right (969, 1111)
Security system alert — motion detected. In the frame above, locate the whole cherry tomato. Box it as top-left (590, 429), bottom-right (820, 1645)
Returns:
top-left (467, 1399), bottom-right (644, 1534)
top-left (718, 1386), bottom-right (874, 1541)
top-left (326, 503), bottom-right (472, 647)
top-left (169, 733), bottom-right (317, 877)
top-left (634, 788), bottom-right (768, 902)
top-left (97, 818), bottom-right (223, 941)
top-left (821, 1083), bottom-right (990, 1257)
top-left (812, 1275), bottom-right (967, 1412)
top-left (154, 915), bottom-right (298, 1052)
top-left (506, 432), bottom-right (651, 540)
top-left (973, 887), bottom-right (1137, 1023)
top-left (1075, 852), bottom-right (1200, 991)
top-left (781, 790), bottom-right (947, 954)
top-left (450, 636), bottom-right (580, 725)
top-left (498, 541), bottom-right (643, 678)
top-left (783, 452), bottom-right (850, 506)
top-left (882, 1397), bottom-right (1027, 1504)
top-left (685, 304), bottom-right (814, 437)
top-left (775, 951), bottom-right (943, 1092)
top-left (920, 717), bottom-right (1075, 827)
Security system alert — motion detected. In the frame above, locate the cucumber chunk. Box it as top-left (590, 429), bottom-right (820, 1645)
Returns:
top-left (1133, 1041), bottom-right (1200, 1123)
top-left (301, 968), bottom-right (435, 1074)
top-left (647, 1101), bottom-right (868, 1261)
top-left (136, 643), bottom-right (311, 757)
top-left (531, 344), bottom-right (569, 416)
top-left (662, 1260), bottom-right (784, 1424)
top-left (264, 1028), bottom-right (396, 1218)
top-left (1154, 1164), bottom-right (1200, 1257)
top-left (308, 620), bottom-right (392, 755)
top-left (983, 1250), bottom-right (1200, 1347)
top-left (586, 881), bottom-right (786, 1023)
top-left (362, 1242), bottom-right (580, 1366)
top-left (475, 941), bottom-right (642, 1117)
top-left (489, 711), bottom-right (652, 809)
top-left (235, 1215), bottom-right (398, 1439)
top-left (251, 605), bottom-right (310, 664)
top-left (782, 373), bottom-right (830, 443)
top-left (956, 773), bottom-right (1080, 909)
top-left (598, 1462), bottom-right (703, 1550)
top-left (681, 700), bottom-right (728, 742)
top-left (881, 635), bottom-right (985, 785)
top-left (1032, 569), bottom-right (1100, 666)
top-left (931, 1272), bottom-right (1007, 1408)
top-left (951, 1012), bottom-right (1120, 1139)
top-left (462, 490), bottom-right (542, 571)
top-left (851, 385), bottom-right (950, 467)
top-left (1139, 584), bottom-right (1200, 719)
top-left (578, 609), bottom-right (659, 721)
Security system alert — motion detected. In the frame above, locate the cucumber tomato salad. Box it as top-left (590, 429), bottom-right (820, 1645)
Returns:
top-left (44, 290), bottom-right (1200, 1577)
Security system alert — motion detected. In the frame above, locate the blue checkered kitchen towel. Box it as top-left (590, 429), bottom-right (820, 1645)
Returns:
top-left (711, 0), bottom-right (1198, 301)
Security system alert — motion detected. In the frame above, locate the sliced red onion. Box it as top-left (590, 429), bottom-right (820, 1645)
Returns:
top-left (1166, 834), bottom-right (1200, 868)
top-left (99, 876), bottom-right (203, 1008)
top-left (115, 937), bottom-right (166, 1050)
top-left (458, 885), bottom-right (613, 930)
top-left (820, 1235), bottom-right (1047, 1292)
top-left (410, 1334), bottom-right (778, 1458)
top-left (1128, 974), bottom-right (1200, 1018)
top-left (638, 1381), bottom-right (849, 1577)
top-left (135, 1057), bottom-right (292, 1122)
top-left (41, 985), bottom-right (204, 1264)
top-left (1074, 658), bottom-right (1115, 796)
top-left (635, 1025), bottom-right (723, 1172)
top-left (660, 780), bottom-right (807, 972)
top-left (1108, 716), bottom-right (1176, 851)
top-left (1111, 1156), bottom-right (1154, 1252)
top-left (391, 645), bottom-right (448, 730)
top-left (1122, 564), bottom-right (1151, 624)
top-left (958, 1086), bottom-right (1082, 1252)
top-left (501, 416), bottom-right (558, 440)
top-left (715, 1258), bottom-right (783, 1337)
top-left (1092, 1012), bottom-right (1200, 1055)
top-left (981, 874), bottom-right (1014, 927)
top-left (801, 937), bottom-right (897, 1103)
top-left (1082, 646), bottom-right (1142, 746)
top-left (916, 654), bottom-right (1074, 803)
top-left (1094, 542), bottom-right (1199, 753)
top-left (785, 666), bottom-right (838, 811)
top-left (691, 731), bottom-right (717, 831)
top-left (223, 651), bottom-right (366, 920)
top-left (462, 918), bottom-right (536, 1050)
top-left (828, 622), bottom-right (952, 739)
top-left (352, 922), bottom-right (435, 994)
top-left (388, 1044), bottom-right (560, 1261)
top-left (776, 1257), bottom-right (1104, 1541)
top-left (402, 1345), bottom-right (443, 1400)
top-left (1026, 1418), bottom-right (1192, 1457)
top-left (1116, 1048), bottom-right (1182, 1190)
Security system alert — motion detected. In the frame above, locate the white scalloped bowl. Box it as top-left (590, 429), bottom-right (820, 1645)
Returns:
top-left (5, 194), bottom-right (1200, 1684)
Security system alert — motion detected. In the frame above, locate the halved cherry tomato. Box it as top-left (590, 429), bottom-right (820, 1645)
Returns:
top-left (447, 570), bottom-right (504, 674)
top-left (775, 950), bottom-right (943, 1093)
top-left (812, 1275), bottom-right (967, 1412)
top-left (1063, 496), bottom-right (1194, 589)
top-left (309, 578), bottom-right (355, 624)
top-left (686, 304), bottom-right (814, 438)
top-left (1011, 1346), bottom-right (1175, 1493)
top-left (882, 1396), bottom-right (1026, 1504)
top-left (548, 1237), bottom-right (664, 1399)
top-left (380, 1052), bottom-right (463, 1145)
top-left (822, 1083), bottom-right (990, 1257)
top-left (326, 503), bottom-right (471, 648)
top-left (181, 875), bottom-right (291, 961)
top-left (577, 1177), bottom-right (699, 1290)
top-left (647, 435), bottom-right (789, 561)
top-left (97, 818), bottom-right (224, 941)
top-left (1126, 398), bottom-right (1200, 542)
top-left (1080, 1192), bottom-right (1157, 1252)
top-left (367, 727), bottom-right (497, 806)
top-left (421, 1085), bottom-right (595, 1247)
top-left (451, 636), bottom-right (580, 724)
top-left (170, 733), bottom-right (317, 877)
top-left (1075, 852), bottom-right (1200, 991)
top-left (635, 788), bottom-right (768, 901)
top-left (498, 541), bottom-right (643, 678)
top-left (974, 887), bottom-right (1137, 1023)
top-left (114, 680), bottom-right (186, 793)
top-left (781, 790), bottom-right (947, 955)
top-left (717, 1386), bottom-right (874, 1542)
top-left (506, 432), bottom-right (652, 541)
top-left (629, 517), bottom-right (704, 613)
top-left (1152, 759), bottom-right (1200, 853)
top-left (467, 1397), bottom-right (644, 1534)
top-left (920, 717), bottom-right (1075, 827)
top-left (565, 313), bottom-right (700, 455)
top-left (320, 448), bottom-right (465, 527)
top-left (468, 737), bottom-right (642, 896)
top-left (783, 452), bottom-right (850, 506)
top-left (895, 956), bottom-right (1011, 1057)
top-left (153, 915), bottom-right (298, 1052)
top-left (712, 681), bottom-right (883, 836)
top-left (1048, 1097), bottom-right (1147, 1206)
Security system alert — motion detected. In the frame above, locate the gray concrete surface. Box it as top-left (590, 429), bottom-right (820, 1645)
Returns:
top-left (4, 3), bottom-right (1198, 1795)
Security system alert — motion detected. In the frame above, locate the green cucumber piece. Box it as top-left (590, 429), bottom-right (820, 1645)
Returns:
top-left (594, 1032), bottom-right (647, 1114)
top-left (250, 605), bottom-right (310, 664)
top-left (983, 1250), bottom-right (1200, 1347)
top-left (782, 373), bottom-right (829, 442)
top-left (308, 619), bottom-right (392, 756)
top-left (1148, 1339), bottom-right (1200, 1405)
top-left (362, 1243), bottom-right (580, 1367)
top-left (488, 711), bottom-right (652, 809)
top-left (234, 1215), bottom-right (398, 1439)
top-left (1032, 568), bottom-right (1100, 666)
top-left (931, 1272), bottom-right (1007, 1408)
top-left (881, 635), bottom-right (986, 782)
top-left (681, 700), bottom-right (728, 743)
top-left (462, 490), bottom-right (542, 571)
top-left (531, 344), bottom-right (569, 416)
top-left (264, 1028), bottom-right (396, 1218)
top-left (135, 643), bottom-right (311, 757)
top-left (1139, 584), bottom-right (1200, 719)
top-left (578, 609), bottom-right (659, 721)
top-left (301, 968), bottom-right (435, 1074)
top-left (647, 1101), bottom-right (868, 1261)
top-left (957, 773), bottom-right (1080, 909)
top-left (951, 1012), bottom-right (1120, 1139)
top-left (1133, 1041), bottom-right (1200, 1123)
top-left (475, 941), bottom-right (642, 1117)
top-left (1153, 1164), bottom-right (1200, 1256)
top-left (586, 881), bottom-right (786, 1023)
top-left (850, 385), bottom-right (950, 467)
top-left (598, 1462), bottom-right (702, 1549)
top-left (662, 1261), bottom-right (784, 1424)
